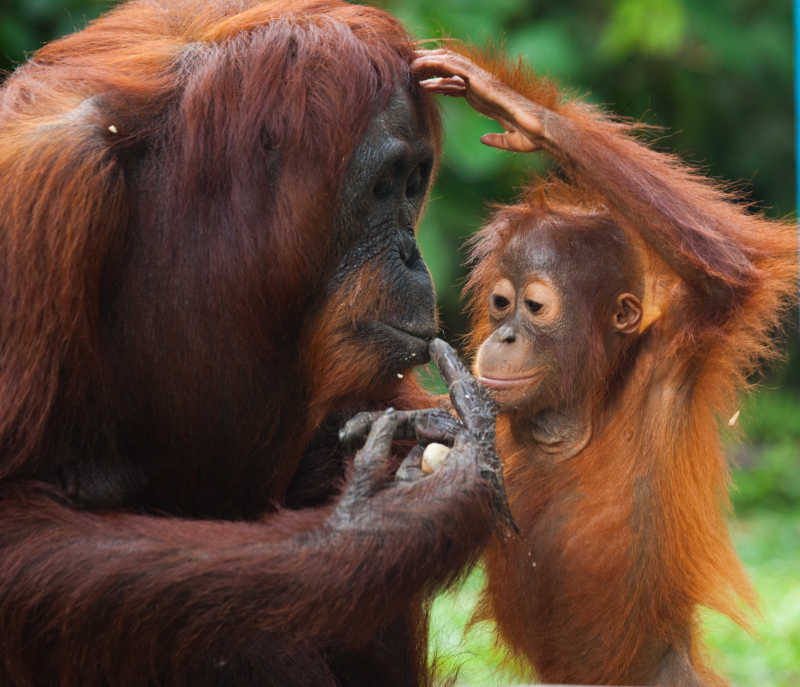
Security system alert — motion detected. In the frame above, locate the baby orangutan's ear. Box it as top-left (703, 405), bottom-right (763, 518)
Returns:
top-left (612, 293), bottom-right (643, 334)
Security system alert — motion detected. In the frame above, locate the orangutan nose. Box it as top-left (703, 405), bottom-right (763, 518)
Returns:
top-left (497, 324), bottom-right (516, 344)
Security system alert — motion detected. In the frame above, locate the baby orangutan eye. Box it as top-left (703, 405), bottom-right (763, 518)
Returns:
top-left (489, 278), bottom-right (516, 317)
top-left (521, 279), bottom-right (559, 324)
top-left (525, 299), bottom-right (542, 314)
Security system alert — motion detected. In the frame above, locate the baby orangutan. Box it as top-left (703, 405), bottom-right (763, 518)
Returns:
top-left (413, 50), bottom-right (797, 686)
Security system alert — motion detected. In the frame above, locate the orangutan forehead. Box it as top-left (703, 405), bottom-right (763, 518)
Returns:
top-left (355, 89), bottom-right (433, 167)
top-left (369, 88), bottom-right (424, 140)
top-left (496, 213), bottom-right (638, 294)
top-left (498, 225), bottom-right (564, 283)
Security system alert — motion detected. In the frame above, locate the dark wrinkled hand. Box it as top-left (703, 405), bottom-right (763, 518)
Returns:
top-left (332, 406), bottom-right (460, 527)
top-left (335, 339), bottom-right (516, 535)
top-left (338, 406), bottom-right (461, 449)
top-left (429, 338), bottom-right (516, 534)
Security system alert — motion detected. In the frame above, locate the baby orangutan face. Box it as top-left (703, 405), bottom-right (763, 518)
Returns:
top-left (473, 217), bottom-right (643, 415)
top-left (475, 274), bottom-right (563, 411)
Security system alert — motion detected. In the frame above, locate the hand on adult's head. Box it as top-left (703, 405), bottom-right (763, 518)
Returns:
top-left (412, 49), bottom-right (545, 153)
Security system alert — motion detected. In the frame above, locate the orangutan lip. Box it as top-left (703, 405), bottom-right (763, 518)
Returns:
top-left (478, 373), bottom-right (541, 389)
top-left (377, 321), bottom-right (436, 343)
top-left (368, 322), bottom-right (435, 366)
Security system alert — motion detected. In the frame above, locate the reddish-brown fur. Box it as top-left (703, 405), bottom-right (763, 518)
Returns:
top-left (0, 4), bottom-right (501, 686)
top-left (460, 51), bottom-right (798, 685)
top-left (0, 0), bottom-right (438, 497)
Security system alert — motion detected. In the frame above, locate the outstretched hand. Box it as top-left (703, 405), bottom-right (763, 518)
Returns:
top-left (412, 49), bottom-right (546, 153)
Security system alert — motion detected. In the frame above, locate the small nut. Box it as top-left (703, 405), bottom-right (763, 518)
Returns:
top-left (421, 442), bottom-right (451, 474)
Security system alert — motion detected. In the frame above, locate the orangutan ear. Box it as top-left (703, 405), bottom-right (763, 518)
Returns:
top-left (612, 293), bottom-right (643, 335)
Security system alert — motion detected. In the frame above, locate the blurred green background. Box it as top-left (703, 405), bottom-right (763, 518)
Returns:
top-left (1, 1), bottom-right (798, 684)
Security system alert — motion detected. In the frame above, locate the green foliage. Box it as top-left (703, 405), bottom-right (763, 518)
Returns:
top-left (732, 441), bottom-right (800, 514)
top-left (739, 389), bottom-right (800, 445)
top-left (429, 569), bottom-right (517, 685)
top-left (730, 390), bottom-right (800, 514)
top-left (600, 0), bottom-right (687, 59)
top-left (0, 0), bottom-right (107, 72)
top-left (703, 514), bottom-right (800, 687)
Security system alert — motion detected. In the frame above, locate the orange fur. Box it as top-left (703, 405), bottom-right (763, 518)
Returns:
top-left (462, 51), bottom-right (798, 686)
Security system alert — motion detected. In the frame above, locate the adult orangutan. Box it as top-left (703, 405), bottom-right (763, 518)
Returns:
top-left (0, 5), bottom-right (510, 686)
top-left (413, 49), bottom-right (797, 685)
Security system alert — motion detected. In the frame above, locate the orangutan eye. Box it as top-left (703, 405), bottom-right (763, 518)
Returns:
top-left (493, 295), bottom-right (510, 310)
top-left (525, 299), bottom-right (543, 314)
top-left (489, 278), bottom-right (515, 316)
top-left (406, 159), bottom-right (432, 198)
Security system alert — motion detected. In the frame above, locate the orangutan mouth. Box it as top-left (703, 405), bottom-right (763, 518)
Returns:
top-left (477, 372), bottom-right (541, 389)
